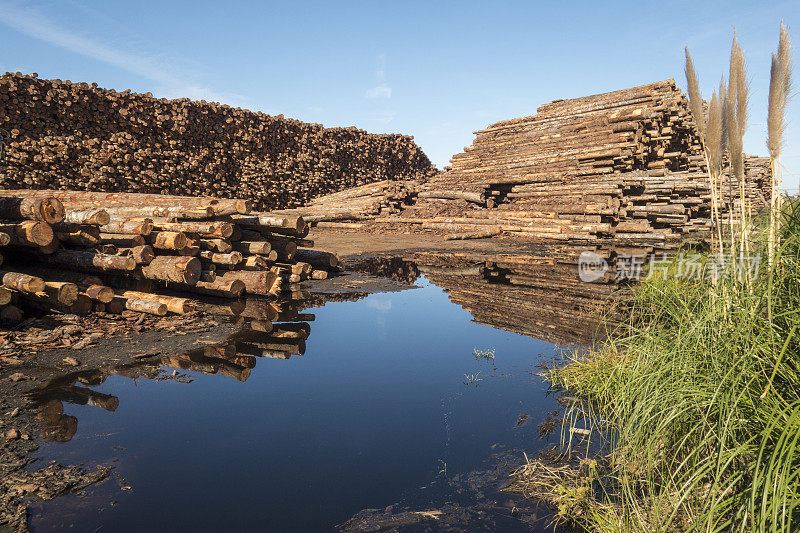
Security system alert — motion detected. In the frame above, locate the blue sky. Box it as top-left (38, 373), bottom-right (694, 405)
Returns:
top-left (1, 0), bottom-right (798, 191)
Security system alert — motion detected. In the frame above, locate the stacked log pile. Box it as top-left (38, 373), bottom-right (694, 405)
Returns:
top-left (364, 80), bottom-right (771, 254)
top-left (0, 190), bottom-right (341, 325)
top-left (273, 180), bottom-right (420, 227)
top-left (0, 73), bottom-right (435, 210)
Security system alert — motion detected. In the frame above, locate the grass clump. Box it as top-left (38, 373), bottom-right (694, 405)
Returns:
top-left (539, 202), bottom-right (800, 531)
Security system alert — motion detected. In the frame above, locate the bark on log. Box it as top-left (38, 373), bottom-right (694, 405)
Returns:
top-left (121, 291), bottom-right (194, 314)
top-left (141, 256), bottom-right (201, 285)
top-left (0, 196), bottom-right (65, 224)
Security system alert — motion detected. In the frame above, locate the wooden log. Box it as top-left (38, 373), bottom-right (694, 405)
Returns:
top-left (83, 284), bottom-right (115, 303)
top-left (117, 245), bottom-right (155, 264)
top-left (13, 267), bottom-right (103, 287)
top-left (63, 209), bottom-right (110, 225)
top-left (242, 255), bottom-right (268, 270)
top-left (166, 277), bottom-right (245, 298)
top-left (418, 190), bottom-right (484, 204)
top-left (314, 221), bottom-right (364, 229)
top-left (444, 228), bottom-right (502, 240)
top-left (0, 196), bottom-right (64, 224)
top-left (89, 206), bottom-right (214, 219)
top-left (199, 239), bottom-right (233, 253)
top-left (0, 221), bottom-right (54, 247)
top-left (54, 225), bottom-right (101, 246)
top-left (232, 241), bottom-right (271, 255)
top-left (98, 234), bottom-right (146, 247)
top-left (149, 231), bottom-right (188, 250)
top-left (1, 271), bottom-right (45, 293)
top-left (141, 256), bottom-right (201, 285)
top-left (218, 270), bottom-right (279, 296)
top-left (231, 213), bottom-right (305, 232)
top-left (47, 249), bottom-right (136, 272)
top-left (293, 249), bottom-right (339, 269)
top-left (43, 281), bottom-right (79, 305)
top-left (99, 219), bottom-right (153, 236)
top-left (117, 296), bottom-right (167, 316)
top-left (104, 298), bottom-right (125, 314)
top-left (121, 291), bottom-right (194, 314)
top-left (199, 251), bottom-right (242, 265)
top-left (310, 270), bottom-right (328, 280)
top-left (152, 220), bottom-right (234, 239)
top-left (0, 190), bottom-right (250, 215)
top-left (268, 240), bottom-right (296, 262)
top-left (0, 287), bottom-right (12, 306)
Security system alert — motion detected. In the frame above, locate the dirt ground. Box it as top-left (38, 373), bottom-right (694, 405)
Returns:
top-left (308, 226), bottom-right (550, 258)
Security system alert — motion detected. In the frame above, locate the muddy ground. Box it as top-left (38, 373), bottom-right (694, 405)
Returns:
top-left (309, 226), bottom-right (548, 258)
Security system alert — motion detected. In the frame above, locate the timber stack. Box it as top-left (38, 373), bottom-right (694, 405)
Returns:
top-left (271, 179), bottom-right (419, 228)
top-left (0, 73), bottom-right (435, 211)
top-left (0, 189), bottom-right (341, 325)
top-left (305, 80), bottom-right (770, 258)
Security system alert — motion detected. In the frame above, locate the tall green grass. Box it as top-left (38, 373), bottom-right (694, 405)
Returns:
top-left (549, 202), bottom-right (800, 531)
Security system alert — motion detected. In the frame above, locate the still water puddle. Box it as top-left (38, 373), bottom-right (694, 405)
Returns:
top-left (26, 274), bottom-right (591, 531)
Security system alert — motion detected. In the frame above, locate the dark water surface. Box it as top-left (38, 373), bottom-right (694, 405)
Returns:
top-left (27, 277), bottom-right (569, 532)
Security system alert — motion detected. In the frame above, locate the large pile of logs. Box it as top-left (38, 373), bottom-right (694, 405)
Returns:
top-left (273, 180), bottom-right (420, 226)
top-left (0, 73), bottom-right (435, 211)
top-left (0, 190), bottom-right (342, 325)
top-left (429, 79), bottom-right (710, 201)
top-left (354, 80), bottom-right (771, 254)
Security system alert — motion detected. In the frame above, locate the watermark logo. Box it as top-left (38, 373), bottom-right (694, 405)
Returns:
top-left (581, 252), bottom-right (762, 282)
top-left (578, 251), bottom-right (609, 282)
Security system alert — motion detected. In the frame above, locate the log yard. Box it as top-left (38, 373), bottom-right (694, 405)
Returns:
top-left (0, 2), bottom-right (797, 532)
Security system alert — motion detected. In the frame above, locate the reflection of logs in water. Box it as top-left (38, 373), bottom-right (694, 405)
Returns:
top-left (34, 383), bottom-right (119, 411)
top-left (36, 399), bottom-right (78, 442)
top-left (30, 312), bottom-right (315, 442)
top-left (156, 317), bottom-right (313, 378)
top-left (412, 250), bottom-right (623, 346)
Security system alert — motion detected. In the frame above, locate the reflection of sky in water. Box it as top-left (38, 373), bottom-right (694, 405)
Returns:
top-left (29, 278), bottom-right (562, 532)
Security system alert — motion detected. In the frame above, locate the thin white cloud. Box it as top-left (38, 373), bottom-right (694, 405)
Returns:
top-left (373, 111), bottom-right (396, 124)
top-left (0, 1), bottom-right (247, 106)
top-left (0, 2), bottom-right (175, 83)
top-left (365, 84), bottom-right (392, 99)
top-left (365, 53), bottom-right (391, 99)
